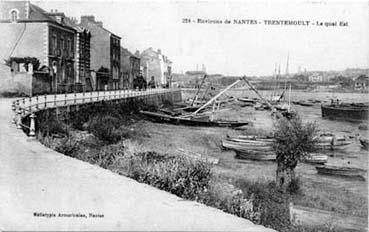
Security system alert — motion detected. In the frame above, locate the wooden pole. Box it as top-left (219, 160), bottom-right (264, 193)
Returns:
top-left (192, 79), bottom-right (241, 115)
top-left (191, 75), bottom-right (207, 106)
top-left (241, 76), bottom-right (275, 111)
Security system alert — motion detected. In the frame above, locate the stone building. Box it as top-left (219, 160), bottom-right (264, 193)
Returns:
top-left (139, 48), bottom-right (172, 87)
top-left (120, 47), bottom-right (140, 89)
top-left (0, 1), bottom-right (77, 94)
top-left (70, 24), bottom-right (91, 92)
top-left (354, 75), bottom-right (369, 90)
top-left (79, 15), bottom-right (121, 91)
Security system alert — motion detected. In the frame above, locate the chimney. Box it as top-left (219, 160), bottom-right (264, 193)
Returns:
top-left (81, 15), bottom-right (95, 24)
top-left (157, 49), bottom-right (161, 54)
top-left (96, 21), bottom-right (103, 27)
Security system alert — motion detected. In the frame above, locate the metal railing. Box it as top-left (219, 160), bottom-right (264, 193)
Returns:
top-left (12, 88), bottom-right (180, 136)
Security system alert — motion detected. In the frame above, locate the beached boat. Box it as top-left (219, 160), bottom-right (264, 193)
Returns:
top-left (303, 153), bottom-right (328, 164)
top-left (292, 100), bottom-right (314, 107)
top-left (237, 97), bottom-right (256, 104)
top-left (321, 102), bottom-right (369, 122)
top-left (235, 151), bottom-right (276, 161)
top-left (140, 110), bottom-right (249, 128)
top-left (315, 135), bottom-right (351, 150)
top-left (359, 138), bottom-right (369, 150)
top-left (222, 139), bottom-right (274, 152)
top-left (222, 136), bottom-right (275, 161)
top-left (315, 165), bottom-right (366, 178)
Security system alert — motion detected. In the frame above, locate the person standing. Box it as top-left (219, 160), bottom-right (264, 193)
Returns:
top-left (148, 76), bottom-right (156, 88)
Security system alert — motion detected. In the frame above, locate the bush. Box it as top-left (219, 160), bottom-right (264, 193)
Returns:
top-left (200, 180), bottom-right (261, 223)
top-left (87, 115), bottom-right (121, 144)
top-left (122, 151), bottom-right (212, 200)
top-left (54, 135), bottom-right (80, 157)
top-left (287, 176), bottom-right (301, 194)
top-left (37, 133), bottom-right (79, 157)
top-left (235, 179), bottom-right (291, 231)
top-left (36, 111), bottom-right (69, 137)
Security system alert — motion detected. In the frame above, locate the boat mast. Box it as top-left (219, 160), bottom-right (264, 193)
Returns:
top-left (192, 79), bottom-right (242, 115)
top-left (191, 74), bottom-right (207, 106)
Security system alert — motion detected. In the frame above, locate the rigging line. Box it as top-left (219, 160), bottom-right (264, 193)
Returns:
top-left (8, 23), bottom-right (27, 58)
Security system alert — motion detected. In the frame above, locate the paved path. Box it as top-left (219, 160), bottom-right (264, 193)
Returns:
top-left (0, 98), bottom-right (274, 231)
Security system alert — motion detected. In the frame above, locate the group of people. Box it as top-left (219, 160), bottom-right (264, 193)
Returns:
top-left (133, 75), bottom-right (157, 90)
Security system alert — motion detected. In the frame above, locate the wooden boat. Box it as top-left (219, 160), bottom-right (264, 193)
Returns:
top-left (359, 138), bottom-right (369, 150)
top-left (316, 135), bottom-right (351, 150)
top-left (140, 110), bottom-right (249, 128)
top-left (321, 102), bottom-right (369, 122)
top-left (222, 136), bottom-right (275, 161)
top-left (303, 153), bottom-right (328, 164)
top-left (222, 139), bottom-right (273, 152)
top-left (235, 151), bottom-right (276, 161)
top-left (315, 165), bottom-right (366, 178)
top-left (239, 102), bottom-right (255, 107)
top-left (297, 100), bottom-right (314, 107)
top-left (237, 97), bottom-right (256, 104)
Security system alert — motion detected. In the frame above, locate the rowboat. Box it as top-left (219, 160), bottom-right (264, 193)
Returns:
top-left (222, 136), bottom-right (275, 161)
top-left (235, 151), bottom-right (276, 161)
top-left (315, 165), bottom-right (366, 178)
top-left (315, 135), bottom-right (351, 150)
top-left (303, 153), bottom-right (328, 164)
top-left (140, 110), bottom-right (249, 128)
top-left (359, 138), bottom-right (369, 150)
top-left (237, 97), bottom-right (256, 104)
top-left (222, 140), bottom-right (274, 152)
top-left (297, 100), bottom-right (314, 107)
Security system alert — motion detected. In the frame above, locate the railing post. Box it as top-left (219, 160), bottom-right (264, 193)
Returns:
top-left (65, 93), bottom-right (67, 105)
top-left (54, 94), bottom-right (57, 107)
top-left (29, 113), bottom-right (36, 137)
top-left (35, 95), bottom-right (39, 110)
top-left (74, 92), bottom-right (77, 104)
top-left (90, 91), bottom-right (93, 102)
top-left (97, 91), bottom-right (99, 101)
top-left (22, 98), bottom-right (25, 108)
top-left (28, 97), bottom-right (32, 112)
top-left (82, 91), bottom-right (85, 103)
top-left (44, 94), bottom-right (47, 108)
top-left (16, 109), bottom-right (22, 129)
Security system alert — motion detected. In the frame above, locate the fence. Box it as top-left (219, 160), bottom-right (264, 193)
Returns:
top-left (12, 88), bottom-right (181, 136)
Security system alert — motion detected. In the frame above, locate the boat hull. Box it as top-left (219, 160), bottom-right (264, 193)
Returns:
top-left (235, 151), bottom-right (276, 161)
top-left (315, 165), bottom-right (366, 178)
top-left (321, 103), bottom-right (369, 122)
top-left (140, 111), bottom-right (249, 128)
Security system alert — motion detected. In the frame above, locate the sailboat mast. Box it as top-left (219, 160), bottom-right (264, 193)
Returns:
top-left (285, 52), bottom-right (289, 77)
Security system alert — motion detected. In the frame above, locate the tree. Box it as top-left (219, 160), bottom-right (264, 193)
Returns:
top-left (273, 116), bottom-right (317, 191)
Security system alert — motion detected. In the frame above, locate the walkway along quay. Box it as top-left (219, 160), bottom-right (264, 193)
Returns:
top-left (12, 88), bottom-right (182, 136)
top-left (1, 94), bottom-right (275, 230)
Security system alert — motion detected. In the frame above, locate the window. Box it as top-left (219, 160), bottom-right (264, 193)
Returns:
top-left (67, 39), bottom-right (71, 57)
top-left (10, 10), bottom-right (18, 22)
top-left (52, 35), bottom-right (57, 54)
top-left (60, 37), bottom-right (64, 55)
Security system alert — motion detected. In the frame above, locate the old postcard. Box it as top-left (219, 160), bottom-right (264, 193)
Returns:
top-left (0, 0), bottom-right (368, 231)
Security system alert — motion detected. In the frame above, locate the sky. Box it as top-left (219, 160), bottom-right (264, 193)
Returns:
top-left (35, 0), bottom-right (369, 76)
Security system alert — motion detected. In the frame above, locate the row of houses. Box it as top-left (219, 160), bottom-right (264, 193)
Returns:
top-left (0, 1), bottom-right (172, 95)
